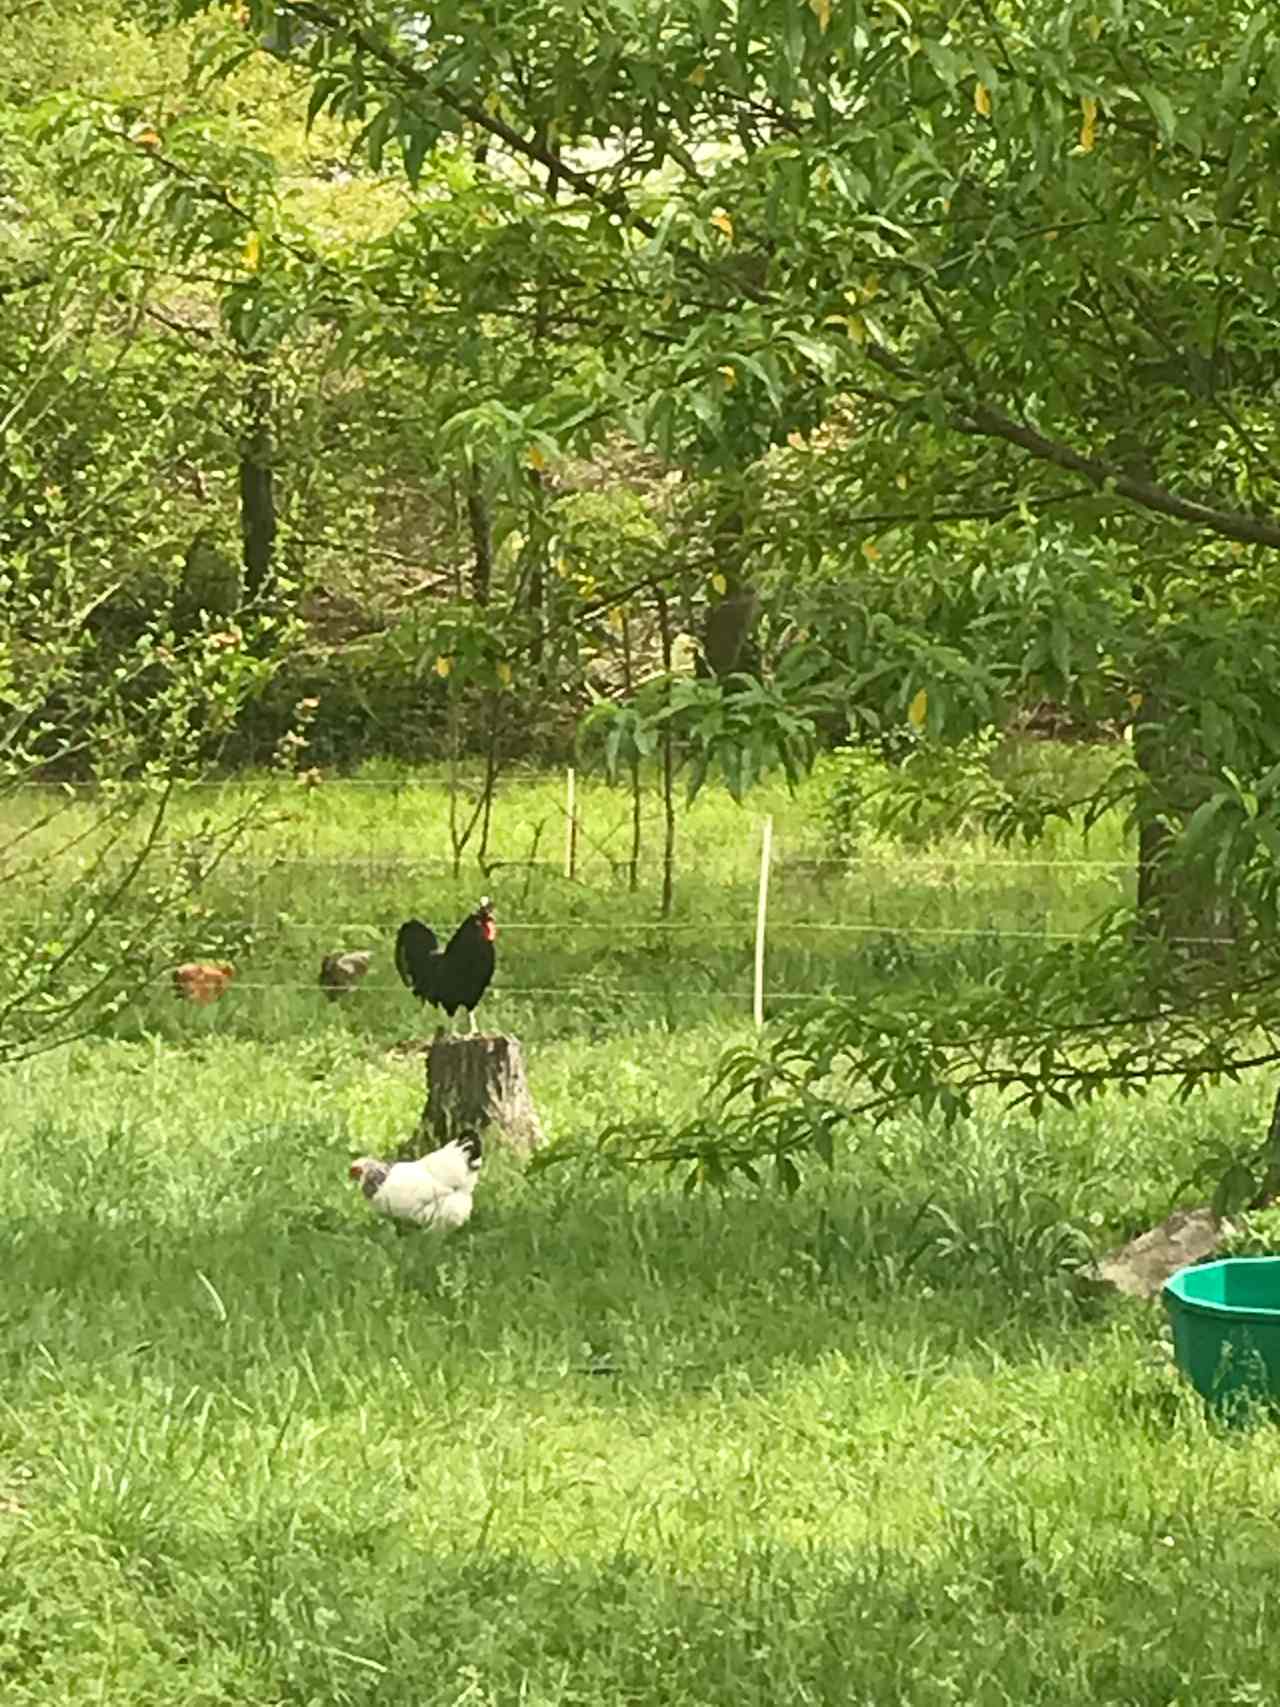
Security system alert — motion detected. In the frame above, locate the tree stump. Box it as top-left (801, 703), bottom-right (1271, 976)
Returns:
top-left (413, 1033), bottom-right (545, 1157)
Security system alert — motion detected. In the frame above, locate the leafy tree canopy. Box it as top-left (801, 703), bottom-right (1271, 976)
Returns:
top-left (23, 0), bottom-right (1280, 1183)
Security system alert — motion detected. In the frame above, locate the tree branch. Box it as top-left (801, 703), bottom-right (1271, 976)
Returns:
top-left (288, 0), bottom-right (658, 233)
top-left (0, 268), bottom-right (52, 302)
top-left (284, 0), bottom-right (776, 315)
top-left (864, 341), bottom-right (1280, 550)
top-left (963, 402), bottom-right (1280, 549)
top-left (782, 483), bottom-right (1106, 530)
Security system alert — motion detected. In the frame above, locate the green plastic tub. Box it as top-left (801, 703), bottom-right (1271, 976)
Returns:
top-left (1163, 1258), bottom-right (1280, 1416)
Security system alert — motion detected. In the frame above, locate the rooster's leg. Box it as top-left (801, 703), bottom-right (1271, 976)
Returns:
top-left (467, 1007), bottom-right (477, 1036)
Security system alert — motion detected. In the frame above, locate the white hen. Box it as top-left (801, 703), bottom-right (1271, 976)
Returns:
top-left (349, 1132), bottom-right (482, 1231)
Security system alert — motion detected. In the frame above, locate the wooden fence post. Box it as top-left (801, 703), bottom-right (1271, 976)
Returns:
top-left (754, 814), bottom-right (773, 1026)
top-left (564, 766), bottom-right (578, 879)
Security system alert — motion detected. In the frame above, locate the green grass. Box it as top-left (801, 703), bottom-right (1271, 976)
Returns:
top-left (3, 1037), bottom-right (1280, 1705)
top-left (6, 748), bottom-right (1280, 1703)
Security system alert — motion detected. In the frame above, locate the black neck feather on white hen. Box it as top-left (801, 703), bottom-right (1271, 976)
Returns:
top-left (349, 1131), bottom-right (483, 1231)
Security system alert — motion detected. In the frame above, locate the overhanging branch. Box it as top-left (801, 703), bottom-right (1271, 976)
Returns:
top-left (288, 0), bottom-right (659, 234)
top-left (964, 401), bottom-right (1280, 550)
top-left (864, 341), bottom-right (1280, 551)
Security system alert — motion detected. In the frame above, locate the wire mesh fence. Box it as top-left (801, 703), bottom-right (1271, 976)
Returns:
top-left (3, 769), bottom-right (1138, 1021)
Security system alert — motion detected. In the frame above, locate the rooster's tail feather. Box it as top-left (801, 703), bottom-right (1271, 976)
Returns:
top-left (395, 918), bottom-right (441, 999)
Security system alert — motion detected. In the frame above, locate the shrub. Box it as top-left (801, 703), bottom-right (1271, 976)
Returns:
top-left (817, 728), bottom-right (1007, 857)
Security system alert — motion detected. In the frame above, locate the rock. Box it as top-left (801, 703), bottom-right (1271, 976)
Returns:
top-left (1077, 1205), bottom-right (1235, 1300)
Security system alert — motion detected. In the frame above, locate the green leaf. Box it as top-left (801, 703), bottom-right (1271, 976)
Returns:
top-left (364, 104), bottom-right (396, 172)
top-left (604, 718), bottom-right (624, 775)
top-left (775, 1154), bottom-right (802, 1195)
top-left (1142, 85), bottom-right (1177, 144)
top-left (782, 330), bottom-right (840, 380)
top-left (306, 74), bottom-right (343, 131)
top-left (1048, 620), bottom-right (1070, 682)
top-left (1214, 1161), bottom-right (1257, 1219)
top-left (402, 121), bottom-right (433, 187)
top-left (923, 39), bottom-right (961, 87)
top-left (1180, 793), bottom-right (1231, 859)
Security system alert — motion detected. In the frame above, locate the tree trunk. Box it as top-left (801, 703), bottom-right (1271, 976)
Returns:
top-left (656, 584), bottom-right (676, 917)
top-left (1247, 1083), bottom-right (1280, 1211)
top-left (414, 1032), bottom-right (545, 1156)
top-left (465, 463), bottom-right (493, 606)
top-left (1132, 687), bottom-right (1235, 953)
top-left (527, 550), bottom-right (546, 672)
top-left (239, 357), bottom-right (276, 604)
top-left (703, 579), bottom-right (760, 676)
top-left (621, 606), bottom-right (641, 890)
top-left (511, 467), bottom-right (550, 681)
top-left (701, 507), bottom-right (761, 678)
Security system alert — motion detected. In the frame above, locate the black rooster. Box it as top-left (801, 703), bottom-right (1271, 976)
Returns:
top-left (395, 898), bottom-right (496, 1033)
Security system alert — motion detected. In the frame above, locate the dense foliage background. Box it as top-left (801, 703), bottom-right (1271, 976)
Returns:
top-left (7, 0), bottom-right (1280, 1169)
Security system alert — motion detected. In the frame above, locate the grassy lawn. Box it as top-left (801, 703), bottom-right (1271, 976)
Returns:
top-left (4, 750), bottom-right (1280, 1704)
